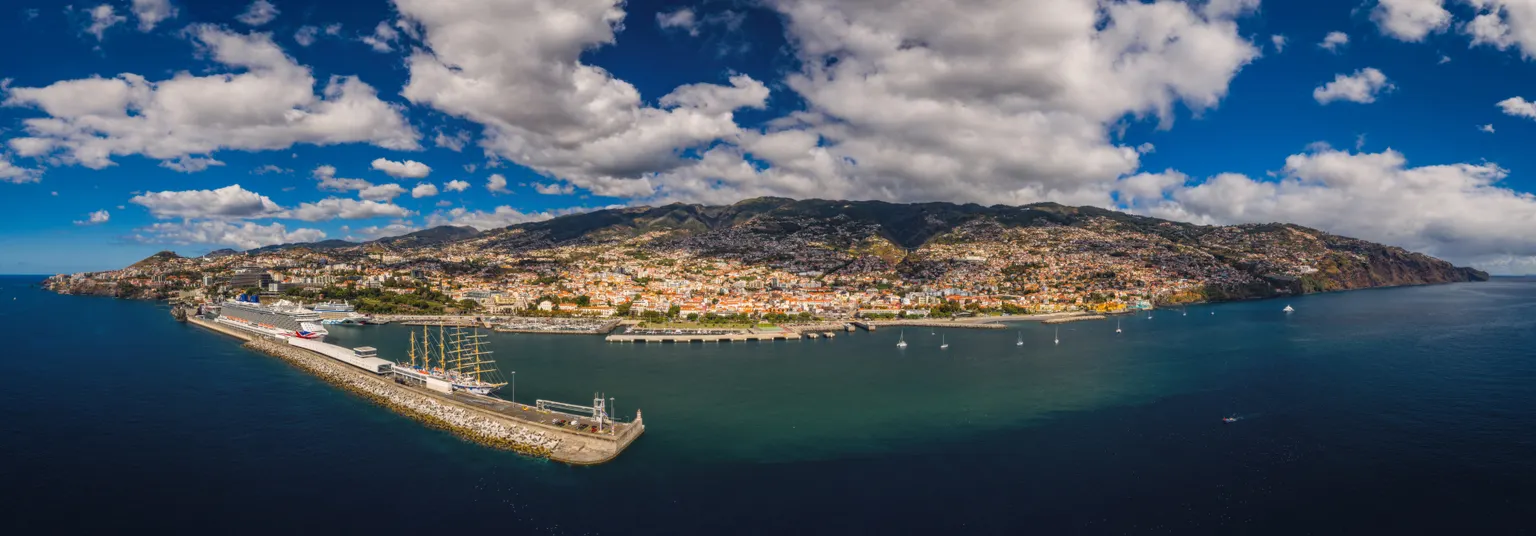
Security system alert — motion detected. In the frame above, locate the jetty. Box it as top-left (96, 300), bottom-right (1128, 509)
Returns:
top-left (185, 314), bottom-right (643, 465)
top-left (606, 330), bottom-right (801, 343)
top-left (1042, 315), bottom-right (1108, 324)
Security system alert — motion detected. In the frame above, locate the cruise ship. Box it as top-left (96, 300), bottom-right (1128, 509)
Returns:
top-left (214, 294), bottom-right (329, 341)
top-left (311, 300), bottom-right (376, 325)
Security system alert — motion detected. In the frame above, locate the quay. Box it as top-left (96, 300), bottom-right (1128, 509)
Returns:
top-left (606, 331), bottom-right (802, 343)
top-left (1042, 314), bottom-right (1108, 324)
top-left (186, 315), bottom-right (643, 465)
top-left (867, 320), bottom-right (1005, 330)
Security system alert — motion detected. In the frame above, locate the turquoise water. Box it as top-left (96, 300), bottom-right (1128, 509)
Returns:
top-left (4, 276), bottom-right (1535, 533)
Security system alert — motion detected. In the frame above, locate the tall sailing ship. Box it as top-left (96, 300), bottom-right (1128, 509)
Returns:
top-left (394, 325), bottom-right (508, 396)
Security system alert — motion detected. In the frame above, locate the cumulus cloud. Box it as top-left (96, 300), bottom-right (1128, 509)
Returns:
top-left (138, 220), bottom-right (324, 250)
top-left (641, 0), bottom-right (1262, 205)
top-left (75, 210), bottom-right (110, 226)
top-left (657, 8), bottom-right (699, 36)
top-left (444, 179), bottom-right (470, 192)
top-left (358, 183), bottom-right (407, 201)
top-left (289, 198), bottom-right (412, 221)
top-left (1480, 123), bottom-right (1496, 133)
top-left (1463, 0), bottom-right (1536, 58)
top-left (1271, 34), bottom-right (1288, 52)
top-left (533, 182), bottom-right (574, 195)
top-left (130, 0), bottom-right (177, 32)
top-left (252, 164), bottom-right (291, 174)
top-left (1123, 147), bottom-right (1536, 272)
top-left (3, 25), bottom-right (419, 170)
top-left (486, 173), bottom-right (510, 194)
top-left (236, 0), bottom-right (278, 26)
top-left (395, 0), bottom-right (775, 198)
top-left (1372, 0), bottom-right (1452, 42)
top-left (84, 4), bottom-right (126, 40)
top-left (1319, 31), bottom-right (1350, 52)
top-left (130, 184), bottom-right (284, 219)
top-left (425, 206), bottom-right (584, 230)
top-left (355, 220), bottom-right (422, 239)
top-left (295, 25), bottom-right (320, 47)
top-left (371, 158), bottom-right (431, 178)
top-left (1314, 68), bottom-right (1393, 104)
top-left (0, 157), bottom-right (42, 184)
top-left (159, 156), bottom-right (225, 173)
top-left (312, 164), bottom-right (373, 192)
top-left (412, 183), bottom-right (439, 198)
top-left (1498, 96), bottom-right (1536, 119)
top-left (434, 130), bottom-right (470, 152)
top-left (361, 21), bottom-right (400, 52)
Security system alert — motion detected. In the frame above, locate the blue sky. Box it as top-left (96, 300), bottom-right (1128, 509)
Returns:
top-left (4, 0), bottom-right (1536, 274)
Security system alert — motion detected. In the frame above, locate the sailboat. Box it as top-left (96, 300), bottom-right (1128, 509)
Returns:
top-left (940, 335), bottom-right (949, 350)
top-left (1283, 305), bottom-right (1295, 313)
top-left (1115, 318), bottom-right (1122, 333)
top-left (396, 325), bottom-right (509, 396)
top-left (896, 330), bottom-right (908, 348)
top-left (1054, 327), bottom-right (1060, 345)
top-left (1016, 330), bottom-right (1024, 347)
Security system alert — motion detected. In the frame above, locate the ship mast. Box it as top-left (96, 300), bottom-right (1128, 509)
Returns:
top-left (437, 325), bottom-right (447, 372)
top-left (408, 331), bottom-right (417, 368)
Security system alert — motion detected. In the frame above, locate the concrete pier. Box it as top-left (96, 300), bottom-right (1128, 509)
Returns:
top-left (1042, 315), bottom-right (1108, 324)
top-left (606, 331), bottom-right (802, 343)
top-left (187, 316), bottom-right (643, 464)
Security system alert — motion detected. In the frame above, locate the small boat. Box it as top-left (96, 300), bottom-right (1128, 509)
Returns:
top-left (1115, 318), bottom-right (1122, 334)
top-left (940, 335), bottom-right (949, 350)
top-left (896, 330), bottom-right (907, 348)
top-left (1283, 305), bottom-right (1294, 313)
top-left (1015, 331), bottom-right (1024, 347)
top-left (1053, 327), bottom-right (1059, 345)
top-left (1222, 416), bottom-right (1239, 423)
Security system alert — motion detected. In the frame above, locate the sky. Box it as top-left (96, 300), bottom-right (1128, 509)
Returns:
top-left (4, 0), bottom-right (1536, 275)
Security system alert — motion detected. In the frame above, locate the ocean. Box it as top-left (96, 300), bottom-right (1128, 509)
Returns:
top-left (3, 275), bottom-right (1534, 534)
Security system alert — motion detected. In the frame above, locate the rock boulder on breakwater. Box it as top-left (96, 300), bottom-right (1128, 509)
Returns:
top-left (243, 337), bottom-right (562, 458)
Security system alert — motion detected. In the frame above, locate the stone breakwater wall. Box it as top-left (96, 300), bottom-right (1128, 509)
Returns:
top-left (242, 337), bottom-right (562, 459)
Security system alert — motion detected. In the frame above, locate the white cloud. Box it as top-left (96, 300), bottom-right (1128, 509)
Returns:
top-left (434, 130), bottom-right (470, 151)
top-left (412, 183), bottom-right (439, 198)
top-left (1439, 54), bottom-right (1453, 64)
top-left (444, 179), bottom-right (470, 192)
top-left (1271, 34), bottom-right (1288, 52)
top-left (657, 8), bottom-right (699, 36)
top-left (1319, 31), bottom-right (1350, 52)
top-left (139, 220), bottom-right (324, 249)
top-left (0, 157), bottom-right (42, 184)
top-left (1314, 68), bottom-right (1393, 104)
top-left (75, 210), bottom-right (110, 225)
top-left (130, 184), bottom-right (284, 219)
top-left (370, 158), bottom-right (431, 178)
top-left (85, 4), bottom-right (126, 40)
top-left (1462, 0), bottom-right (1536, 59)
top-left (1480, 123), bottom-right (1496, 133)
top-left (1497, 96), bottom-right (1536, 119)
top-left (159, 156), bottom-right (225, 173)
top-left (312, 164), bottom-right (373, 192)
top-left (426, 205), bottom-right (580, 230)
top-left (643, 0), bottom-right (1261, 205)
top-left (486, 173), bottom-right (510, 194)
top-left (533, 182), bottom-right (574, 195)
top-left (1124, 147), bottom-right (1536, 272)
top-left (3, 25), bottom-right (419, 170)
top-left (361, 20), bottom-right (400, 52)
top-left (358, 183), bottom-right (407, 201)
top-left (1372, 0), bottom-right (1452, 42)
top-left (356, 220), bottom-right (422, 239)
top-left (295, 25), bottom-right (320, 47)
top-left (130, 0), bottom-right (177, 32)
top-left (289, 198), bottom-right (412, 221)
top-left (236, 0), bottom-right (279, 26)
top-left (395, 0), bottom-right (776, 198)
top-left (252, 164), bottom-right (291, 174)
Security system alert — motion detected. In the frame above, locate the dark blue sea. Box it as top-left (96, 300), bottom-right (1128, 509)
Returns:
top-left (4, 275), bottom-right (1535, 534)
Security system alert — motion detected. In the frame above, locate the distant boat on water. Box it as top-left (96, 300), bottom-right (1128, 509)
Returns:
top-left (1016, 331), bottom-right (1023, 347)
top-left (897, 330), bottom-right (907, 348)
top-left (1283, 305), bottom-right (1295, 313)
top-left (1115, 318), bottom-right (1122, 333)
top-left (1054, 327), bottom-right (1060, 345)
top-left (940, 335), bottom-right (949, 350)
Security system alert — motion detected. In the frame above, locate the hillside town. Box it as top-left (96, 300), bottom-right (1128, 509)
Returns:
top-left (46, 202), bottom-right (1453, 323)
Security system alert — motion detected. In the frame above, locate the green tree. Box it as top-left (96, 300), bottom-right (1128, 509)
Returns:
top-left (615, 301), bottom-right (633, 316)
top-left (576, 295), bottom-right (591, 307)
top-left (666, 304), bottom-right (681, 318)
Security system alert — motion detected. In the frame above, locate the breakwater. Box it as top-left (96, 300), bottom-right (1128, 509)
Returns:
top-left (186, 316), bottom-right (643, 464)
top-left (1042, 315), bottom-right (1108, 324)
